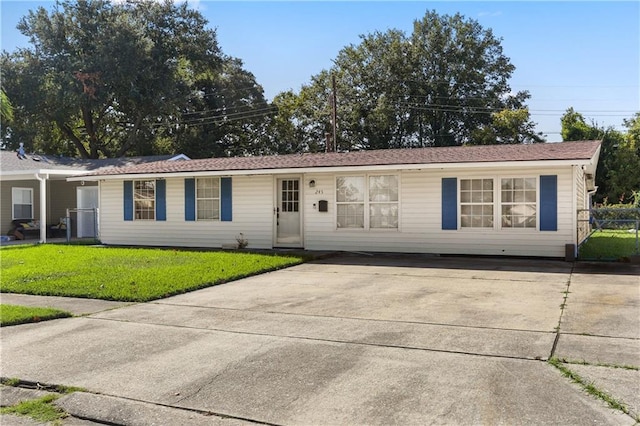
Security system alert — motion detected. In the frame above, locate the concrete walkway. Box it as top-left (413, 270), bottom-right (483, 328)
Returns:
top-left (1, 254), bottom-right (638, 425)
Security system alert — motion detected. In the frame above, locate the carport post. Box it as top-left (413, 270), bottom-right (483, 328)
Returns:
top-left (35, 173), bottom-right (48, 244)
top-left (66, 208), bottom-right (71, 243)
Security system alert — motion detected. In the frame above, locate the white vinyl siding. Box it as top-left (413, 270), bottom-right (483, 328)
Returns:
top-left (97, 165), bottom-right (576, 257)
top-left (99, 176), bottom-right (273, 249)
top-left (304, 167), bottom-right (574, 257)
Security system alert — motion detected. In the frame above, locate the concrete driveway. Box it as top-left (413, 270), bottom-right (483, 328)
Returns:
top-left (1, 254), bottom-right (638, 425)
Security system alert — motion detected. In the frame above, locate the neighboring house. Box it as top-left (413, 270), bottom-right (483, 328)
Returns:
top-left (71, 141), bottom-right (600, 258)
top-left (0, 151), bottom-right (189, 241)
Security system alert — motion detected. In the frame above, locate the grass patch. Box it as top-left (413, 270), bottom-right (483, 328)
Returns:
top-left (0, 394), bottom-right (66, 424)
top-left (578, 229), bottom-right (639, 260)
top-left (548, 358), bottom-right (637, 420)
top-left (0, 305), bottom-right (72, 326)
top-left (1, 378), bottom-right (85, 394)
top-left (0, 245), bottom-right (303, 302)
top-left (554, 357), bottom-right (640, 371)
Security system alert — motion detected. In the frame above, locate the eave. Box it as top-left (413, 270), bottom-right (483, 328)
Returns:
top-left (68, 158), bottom-right (598, 182)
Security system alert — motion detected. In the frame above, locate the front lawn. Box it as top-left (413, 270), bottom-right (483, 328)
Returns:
top-left (0, 304), bottom-right (72, 326)
top-left (1, 245), bottom-right (303, 302)
top-left (579, 229), bottom-right (639, 260)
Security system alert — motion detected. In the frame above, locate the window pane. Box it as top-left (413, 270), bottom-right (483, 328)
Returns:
top-left (370, 203), bottom-right (398, 228)
top-left (483, 216), bottom-right (494, 227)
top-left (337, 177), bottom-right (364, 202)
top-left (524, 178), bottom-right (536, 189)
top-left (337, 203), bottom-right (364, 228)
top-left (369, 175), bottom-right (398, 202)
top-left (460, 180), bottom-right (470, 190)
top-left (14, 204), bottom-right (32, 218)
top-left (460, 192), bottom-right (471, 203)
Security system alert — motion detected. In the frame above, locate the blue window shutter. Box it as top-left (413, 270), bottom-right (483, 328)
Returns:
top-left (123, 181), bottom-right (133, 221)
top-left (184, 179), bottom-right (195, 221)
top-left (221, 177), bottom-right (232, 222)
top-left (441, 178), bottom-right (457, 230)
top-left (540, 175), bottom-right (558, 231)
top-left (156, 180), bottom-right (166, 221)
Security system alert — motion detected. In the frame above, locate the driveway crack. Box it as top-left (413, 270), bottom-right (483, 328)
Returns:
top-left (549, 262), bottom-right (574, 359)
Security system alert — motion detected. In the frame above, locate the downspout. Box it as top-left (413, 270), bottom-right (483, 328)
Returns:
top-left (35, 173), bottom-right (48, 243)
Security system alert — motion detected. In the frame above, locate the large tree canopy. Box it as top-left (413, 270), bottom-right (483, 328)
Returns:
top-left (274, 11), bottom-right (542, 151)
top-left (1, 0), bottom-right (269, 158)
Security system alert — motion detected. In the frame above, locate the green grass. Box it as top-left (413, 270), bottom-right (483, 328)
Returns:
top-left (578, 229), bottom-right (639, 260)
top-left (0, 304), bottom-right (72, 326)
top-left (548, 358), bottom-right (637, 421)
top-left (0, 245), bottom-right (303, 302)
top-left (0, 394), bottom-right (66, 424)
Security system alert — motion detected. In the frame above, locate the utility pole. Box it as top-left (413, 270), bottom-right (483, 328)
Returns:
top-left (331, 74), bottom-right (337, 152)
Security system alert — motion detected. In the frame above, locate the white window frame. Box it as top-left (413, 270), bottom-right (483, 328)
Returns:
top-left (457, 176), bottom-right (540, 231)
top-left (336, 174), bottom-right (399, 230)
top-left (196, 177), bottom-right (221, 221)
top-left (459, 178), bottom-right (494, 229)
top-left (12, 187), bottom-right (33, 219)
top-left (134, 180), bottom-right (155, 220)
top-left (500, 177), bottom-right (538, 229)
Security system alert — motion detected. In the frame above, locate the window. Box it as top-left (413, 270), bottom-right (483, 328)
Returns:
top-left (460, 179), bottom-right (493, 228)
top-left (196, 177), bottom-right (220, 220)
top-left (134, 180), bottom-right (155, 220)
top-left (501, 178), bottom-right (536, 228)
top-left (337, 176), bottom-right (365, 228)
top-left (12, 187), bottom-right (33, 219)
top-left (281, 179), bottom-right (299, 212)
top-left (369, 175), bottom-right (398, 228)
top-left (336, 175), bottom-right (398, 229)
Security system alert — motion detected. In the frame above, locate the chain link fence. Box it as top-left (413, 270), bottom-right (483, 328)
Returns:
top-left (578, 208), bottom-right (640, 260)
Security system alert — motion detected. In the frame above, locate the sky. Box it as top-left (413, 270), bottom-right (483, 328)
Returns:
top-left (1, 1), bottom-right (638, 142)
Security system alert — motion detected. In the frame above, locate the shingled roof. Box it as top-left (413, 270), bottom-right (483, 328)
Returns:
top-left (0, 151), bottom-right (188, 174)
top-left (79, 140), bottom-right (601, 177)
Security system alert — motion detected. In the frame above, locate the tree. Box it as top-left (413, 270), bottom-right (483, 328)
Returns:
top-left (171, 56), bottom-right (273, 158)
top-left (0, 89), bottom-right (14, 124)
top-left (607, 113), bottom-right (640, 204)
top-left (471, 108), bottom-right (544, 145)
top-left (560, 107), bottom-right (628, 203)
top-left (275, 11), bottom-right (539, 151)
top-left (1, 0), bottom-right (270, 159)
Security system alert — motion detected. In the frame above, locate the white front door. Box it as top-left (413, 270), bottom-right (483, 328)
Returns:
top-left (77, 186), bottom-right (99, 238)
top-left (276, 178), bottom-right (302, 246)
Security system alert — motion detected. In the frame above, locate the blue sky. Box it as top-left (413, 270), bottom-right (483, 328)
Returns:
top-left (1, 1), bottom-right (638, 142)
